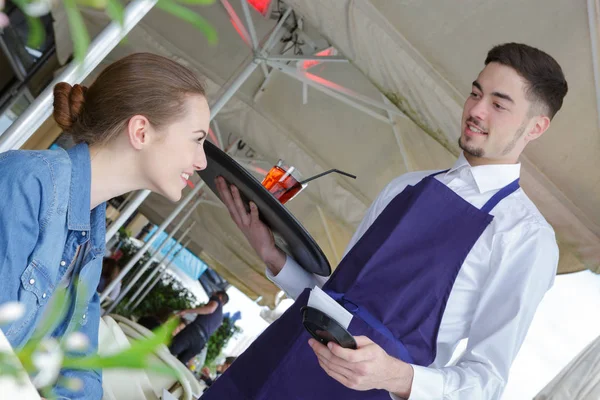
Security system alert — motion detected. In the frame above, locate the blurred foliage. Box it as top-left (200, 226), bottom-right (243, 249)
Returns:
top-left (204, 315), bottom-right (240, 367)
top-left (4, 0), bottom-right (217, 61)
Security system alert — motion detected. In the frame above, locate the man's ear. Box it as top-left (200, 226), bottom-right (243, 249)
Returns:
top-left (525, 115), bottom-right (551, 143)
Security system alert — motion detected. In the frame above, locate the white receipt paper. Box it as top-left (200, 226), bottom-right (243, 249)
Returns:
top-left (307, 286), bottom-right (353, 329)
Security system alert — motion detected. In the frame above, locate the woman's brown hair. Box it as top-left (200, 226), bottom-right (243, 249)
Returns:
top-left (53, 53), bottom-right (206, 145)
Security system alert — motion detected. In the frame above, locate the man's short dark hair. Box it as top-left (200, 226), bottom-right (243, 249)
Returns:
top-left (485, 43), bottom-right (568, 119)
top-left (214, 290), bottom-right (229, 305)
top-left (224, 356), bottom-right (237, 365)
top-left (101, 257), bottom-right (120, 279)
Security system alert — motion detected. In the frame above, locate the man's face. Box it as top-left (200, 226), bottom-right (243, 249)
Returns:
top-left (459, 62), bottom-right (547, 165)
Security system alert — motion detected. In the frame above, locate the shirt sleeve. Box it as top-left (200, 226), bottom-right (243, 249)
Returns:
top-left (0, 152), bottom-right (52, 335)
top-left (396, 224), bottom-right (558, 400)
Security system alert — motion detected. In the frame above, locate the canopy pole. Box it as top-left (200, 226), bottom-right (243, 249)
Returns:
top-left (123, 224), bottom-right (195, 310)
top-left (0, 0), bottom-right (158, 152)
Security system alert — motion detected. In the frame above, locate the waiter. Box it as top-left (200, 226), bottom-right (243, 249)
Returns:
top-left (203, 43), bottom-right (568, 399)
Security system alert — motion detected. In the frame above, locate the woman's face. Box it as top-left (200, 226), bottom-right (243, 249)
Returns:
top-left (142, 95), bottom-right (210, 202)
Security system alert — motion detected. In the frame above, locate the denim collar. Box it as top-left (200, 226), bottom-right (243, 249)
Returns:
top-left (66, 143), bottom-right (92, 231)
top-left (65, 143), bottom-right (106, 255)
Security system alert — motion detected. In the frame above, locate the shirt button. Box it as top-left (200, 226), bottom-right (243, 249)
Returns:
top-left (60, 261), bottom-right (66, 266)
top-left (29, 279), bottom-right (35, 285)
top-left (42, 293), bottom-right (47, 299)
top-left (81, 232), bottom-right (86, 236)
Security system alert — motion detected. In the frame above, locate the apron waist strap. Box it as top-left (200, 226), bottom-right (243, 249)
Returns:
top-left (325, 290), bottom-right (415, 364)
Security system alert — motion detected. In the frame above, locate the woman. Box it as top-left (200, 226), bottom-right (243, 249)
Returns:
top-left (0, 52), bottom-right (209, 399)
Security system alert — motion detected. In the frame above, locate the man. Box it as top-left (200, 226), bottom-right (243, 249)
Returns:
top-left (169, 290), bottom-right (229, 364)
top-left (204, 43), bottom-right (568, 399)
top-left (199, 356), bottom-right (237, 391)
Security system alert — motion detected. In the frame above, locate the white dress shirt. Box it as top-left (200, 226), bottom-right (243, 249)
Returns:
top-left (266, 153), bottom-right (558, 400)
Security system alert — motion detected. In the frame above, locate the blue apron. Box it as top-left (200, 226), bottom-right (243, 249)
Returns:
top-left (202, 171), bottom-right (520, 399)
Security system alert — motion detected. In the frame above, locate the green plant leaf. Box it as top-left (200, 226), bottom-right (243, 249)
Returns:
top-left (203, 316), bottom-right (240, 366)
top-left (25, 15), bottom-right (45, 49)
top-left (32, 289), bottom-right (69, 341)
top-left (64, 0), bottom-right (91, 62)
top-left (16, 288), bottom-right (70, 372)
top-left (62, 318), bottom-right (180, 376)
top-left (9, 0), bottom-right (45, 48)
top-left (156, 0), bottom-right (217, 45)
top-left (105, 0), bottom-right (125, 26)
top-left (76, 0), bottom-right (109, 8)
top-left (0, 353), bottom-right (22, 377)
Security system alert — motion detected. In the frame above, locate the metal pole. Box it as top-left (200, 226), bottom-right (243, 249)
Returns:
top-left (239, 0), bottom-right (259, 50)
top-left (124, 225), bottom-right (194, 309)
top-left (103, 198), bottom-right (202, 312)
top-left (253, 7), bottom-right (293, 102)
top-left (260, 7), bottom-right (293, 55)
top-left (239, 0), bottom-right (269, 77)
top-left (105, 189), bottom-right (152, 243)
top-left (264, 55), bottom-right (348, 63)
top-left (209, 58), bottom-right (260, 118)
top-left (144, 217), bottom-right (193, 266)
top-left (129, 239), bottom-right (191, 312)
top-left (219, 0), bottom-right (251, 46)
top-left (266, 60), bottom-right (408, 123)
top-left (382, 95), bottom-right (411, 172)
top-left (129, 270), bottom-right (163, 312)
top-left (100, 184), bottom-right (204, 303)
top-left (211, 120), bottom-right (224, 151)
top-left (116, 190), bottom-right (138, 212)
top-left (317, 205), bottom-right (340, 264)
top-left (0, 0), bottom-right (158, 152)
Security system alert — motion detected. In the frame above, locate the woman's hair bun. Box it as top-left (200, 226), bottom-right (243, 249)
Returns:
top-left (53, 82), bottom-right (87, 132)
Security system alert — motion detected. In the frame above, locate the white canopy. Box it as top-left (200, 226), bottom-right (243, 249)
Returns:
top-left (535, 333), bottom-right (600, 399)
top-left (52, 0), bottom-right (600, 306)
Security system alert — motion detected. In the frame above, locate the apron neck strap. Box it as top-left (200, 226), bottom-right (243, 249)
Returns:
top-left (427, 169), bottom-right (450, 178)
top-left (480, 178), bottom-right (520, 213)
top-left (426, 169), bottom-right (520, 213)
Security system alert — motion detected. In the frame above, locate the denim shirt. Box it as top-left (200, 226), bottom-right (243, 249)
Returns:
top-left (0, 143), bottom-right (105, 399)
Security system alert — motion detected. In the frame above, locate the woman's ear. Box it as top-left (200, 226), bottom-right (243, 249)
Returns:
top-left (127, 115), bottom-right (151, 150)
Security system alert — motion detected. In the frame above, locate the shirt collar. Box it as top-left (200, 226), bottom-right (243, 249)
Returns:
top-left (66, 143), bottom-right (107, 255)
top-left (66, 143), bottom-right (92, 231)
top-left (445, 152), bottom-right (521, 193)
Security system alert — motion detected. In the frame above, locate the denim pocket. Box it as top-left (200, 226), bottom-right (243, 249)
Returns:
top-left (6, 260), bottom-right (55, 344)
top-left (20, 259), bottom-right (54, 306)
